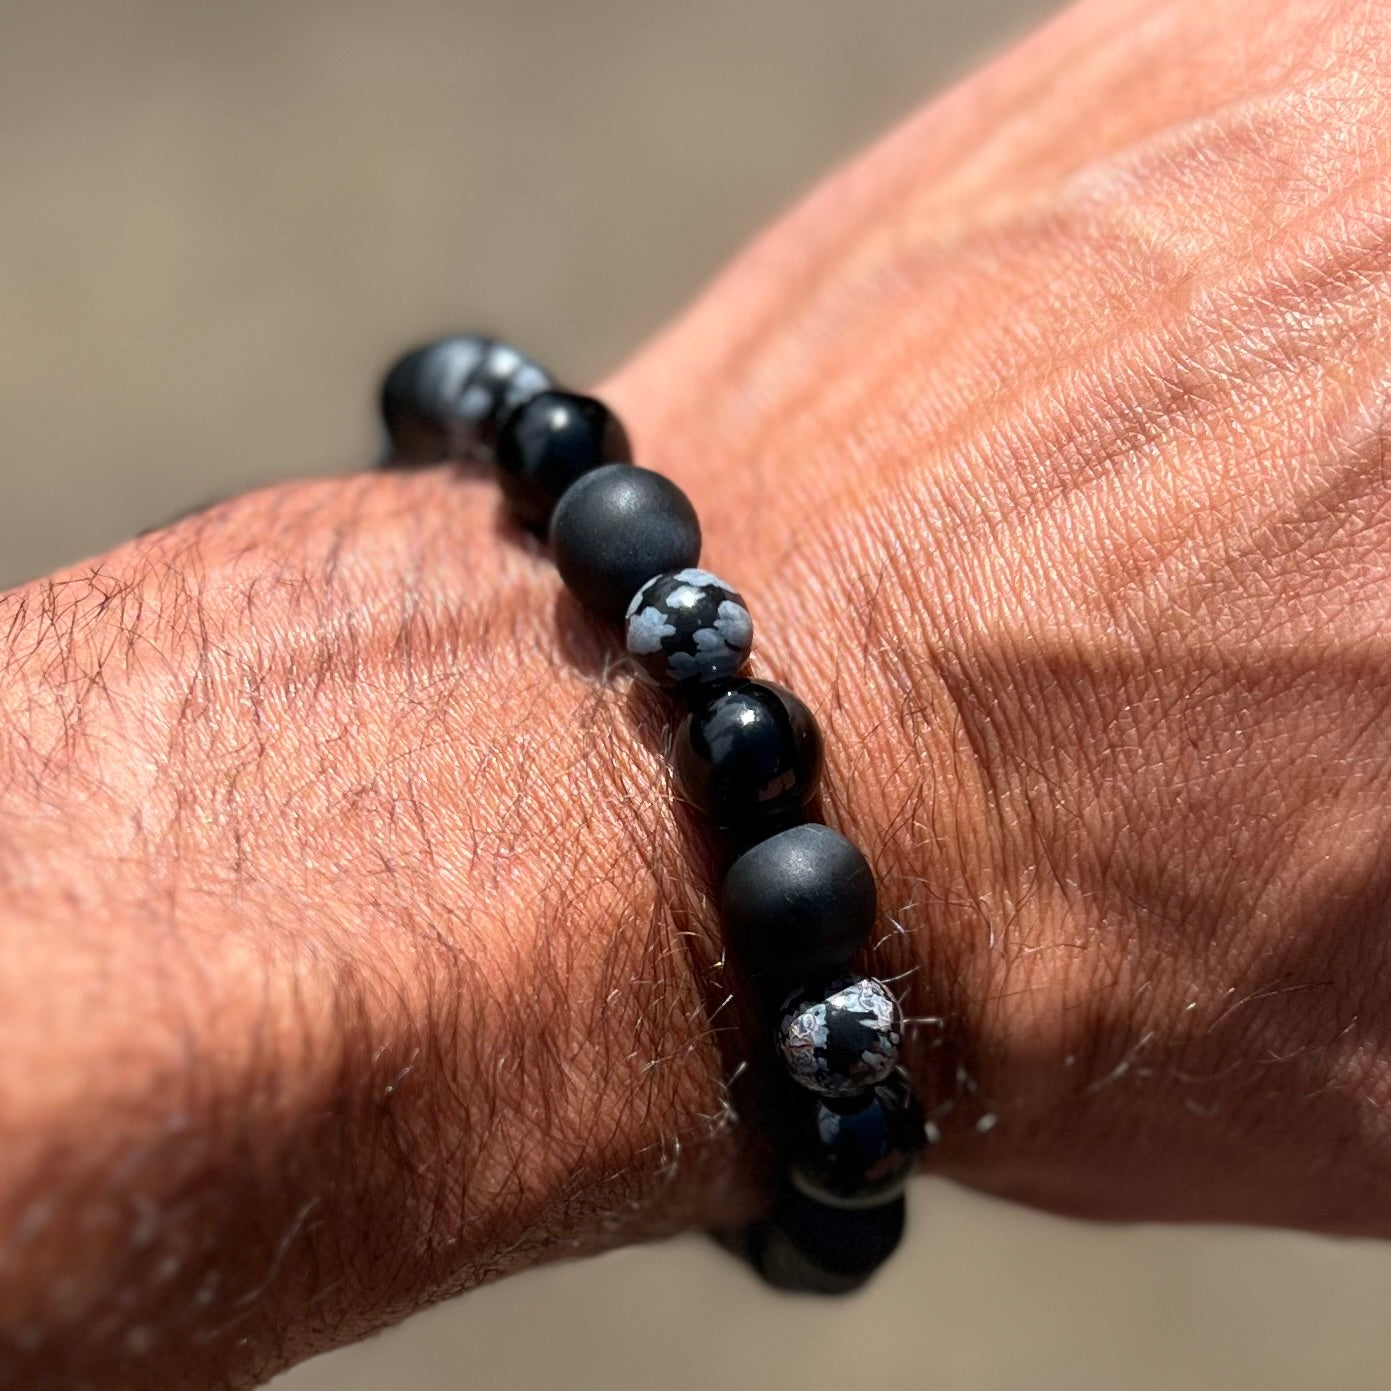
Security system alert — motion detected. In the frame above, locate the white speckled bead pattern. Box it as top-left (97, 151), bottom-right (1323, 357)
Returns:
top-left (624, 567), bottom-right (753, 687)
top-left (776, 977), bottom-right (903, 1098)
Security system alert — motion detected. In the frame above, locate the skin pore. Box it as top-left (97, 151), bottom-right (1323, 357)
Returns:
top-left (5, 0), bottom-right (1391, 1384)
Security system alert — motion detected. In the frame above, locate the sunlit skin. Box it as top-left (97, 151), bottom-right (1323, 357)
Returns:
top-left (3, 0), bottom-right (1391, 1384)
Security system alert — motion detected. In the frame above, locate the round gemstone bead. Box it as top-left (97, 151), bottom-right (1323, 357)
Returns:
top-left (379, 335), bottom-right (552, 465)
top-left (789, 1072), bottom-right (926, 1208)
top-left (720, 823), bottom-right (875, 980)
top-left (777, 976), bottom-right (902, 1098)
top-left (755, 1189), bottom-right (906, 1295)
top-left (380, 334), bottom-right (489, 465)
top-left (458, 340), bottom-right (555, 453)
top-left (672, 680), bottom-right (821, 834)
top-left (495, 390), bottom-right (632, 530)
top-left (548, 465), bottom-right (701, 619)
top-left (624, 568), bottom-right (752, 689)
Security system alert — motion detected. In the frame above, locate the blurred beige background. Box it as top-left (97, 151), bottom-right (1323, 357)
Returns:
top-left (2, 1), bottom-right (1389, 1388)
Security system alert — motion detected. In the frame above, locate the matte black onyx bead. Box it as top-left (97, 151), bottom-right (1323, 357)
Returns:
top-left (625, 569), bottom-right (753, 689)
top-left (755, 1189), bottom-right (906, 1295)
top-left (379, 335), bottom-right (552, 465)
top-left (777, 976), bottom-right (902, 1098)
top-left (495, 390), bottom-right (632, 530)
top-left (672, 681), bottom-right (821, 834)
top-left (789, 1072), bottom-right (926, 1209)
top-left (548, 464), bottom-right (701, 619)
top-left (721, 824), bottom-right (874, 980)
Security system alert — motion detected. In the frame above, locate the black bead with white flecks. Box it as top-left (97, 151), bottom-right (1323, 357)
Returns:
top-left (379, 334), bottom-right (553, 466)
top-left (374, 334), bottom-right (927, 1293)
top-left (624, 568), bottom-right (752, 689)
top-left (464, 341), bottom-right (557, 453)
top-left (777, 976), bottom-right (903, 1099)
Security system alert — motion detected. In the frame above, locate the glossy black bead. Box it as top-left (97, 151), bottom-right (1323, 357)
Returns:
top-left (754, 1189), bottom-right (906, 1295)
top-left (379, 335), bottom-right (552, 465)
top-left (721, 823), bottom-right (874, 980)
top-left (789, 1072), bottom-right (926, 1208)
top-left (495, 390), bottom-right (632, 530)
top-left (548, 464), bottom-right (701, 619)
top-left (672, 680), bottom-right (822, 834)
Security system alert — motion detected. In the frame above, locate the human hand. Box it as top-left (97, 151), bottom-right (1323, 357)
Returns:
top-left (610, 0), bottom-right (1391, 1234)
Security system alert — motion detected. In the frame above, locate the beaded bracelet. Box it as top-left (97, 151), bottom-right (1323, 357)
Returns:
top-left (379, 334), bottom-right (927, 1294)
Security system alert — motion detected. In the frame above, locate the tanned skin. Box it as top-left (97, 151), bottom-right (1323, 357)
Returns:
top-left (4, 0), bottom-right (1391, 1383)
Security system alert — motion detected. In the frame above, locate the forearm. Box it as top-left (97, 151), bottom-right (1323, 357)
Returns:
top-left (0, 476), bottom-right (749, 1386)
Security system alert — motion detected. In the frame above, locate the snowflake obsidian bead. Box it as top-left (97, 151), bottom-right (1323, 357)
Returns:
top-left (457, 340), bottom-right (555, 452)
top-left (624, 568), bottom-right (753, 688)
top-left (777, 976), bottom-right (902, 1099)
top-left (379, 334), bottom-right (552, 465)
